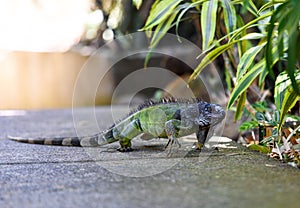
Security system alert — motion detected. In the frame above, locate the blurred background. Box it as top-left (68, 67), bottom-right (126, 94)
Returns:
top-left (0, 0), bottom-right (188, 109)
top-left (1, 0), bottom-right (119, 109)
top-left (0, 0), bottom-right (207, 109)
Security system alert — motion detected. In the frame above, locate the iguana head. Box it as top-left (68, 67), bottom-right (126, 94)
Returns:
top-left (197, 102), bottom-right (226, 126)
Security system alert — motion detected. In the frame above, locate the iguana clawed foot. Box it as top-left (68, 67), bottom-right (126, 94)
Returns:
top-left (192, 142), bottom-right (204, 150)
top-left (118, 139), bottom-right (133, 152)
top-left (165, 137), bottom-right (181, 149)
top-left (117, 147), bottom-right (133, 152)
top-left (165, 136), bottom-right (181, 155)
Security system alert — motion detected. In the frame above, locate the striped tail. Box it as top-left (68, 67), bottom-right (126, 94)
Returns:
top-left (80, 130), bottom-right (118, 147)
top-left (8, 130), bottom-right (118, 147)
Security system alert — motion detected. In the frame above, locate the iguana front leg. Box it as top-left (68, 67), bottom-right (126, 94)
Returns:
top-left (195, 127), bottom-right (209, 149)
top-left (164, 119), bottom-right (196, 150)
top-left (195, 125), bottom-right (214, 149)
top-left (164, 119), bottom-right (182, 151)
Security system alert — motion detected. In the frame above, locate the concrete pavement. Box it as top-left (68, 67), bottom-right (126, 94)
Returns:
top-left (0, 107), bottom-right (299, 208)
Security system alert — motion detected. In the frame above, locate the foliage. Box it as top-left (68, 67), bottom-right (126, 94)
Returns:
top-left (239, 100), bottom-right (280, 134)
top-left (266, 0), bottom-right (300, 94)
top-left (137, 0), bottom-right (300, 167)
top-left (138, 0), bottom-right (300, 131)
top-left (274, 71), bottom-right (300, 128)
top-left (239, 102), bottom-right (300, 167)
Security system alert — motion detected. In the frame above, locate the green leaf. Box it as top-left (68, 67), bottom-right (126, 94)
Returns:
top-left (277, 0), bottom-right (300, 95)
top-left (239, 0), bottom-right (258, 17)
top-left (260, 136), bottom-right (274, 144)
top-left (239, 120), bottom-right (258, 131)
top-left (144, 48), bottom-right (153, 68)
top-left (236, 41), bottom-right (266, 81)
top-left (149, 10), bottom-right (179, 48)
top-left (201, 0), bottom-right (218, 50)
top-left (234, 91), bottom-right (246, 122)
top-left (274, 71), bottom-right (300, 110)
top-left (224, 66), bottom-right (232, 92)
top-left (191, 31), bottom-right (266, 83)
top-left (175, 2), bottom-right (194, 40)
top-left (265, 3), bottom-right (285, 78)
top-left (265, 0), bottom-right (300, 86)
top-left (227, 60), bottom-right (265, 109)
top-left (197, 17), bottom-right (261, 60)
top-left (190, 40), bottom-right (239, 81)
top-left (229, 11), bottom-right (272, 42)
top-left (236, 15), bottom-right (248, 57)
top-left (252, 101), bottom-right (267, 113)
top-left (274, 72), bottom-right (291, 109)
top-left (258, 1), bottom-right (278, 14)
top-left (256, 112), bottom-right (266, 122)
top-left (248, 144), bottom-right (270, 154)
top-left (239, 32), bottom-right (265, 41)
top-left (220, 0), bottom-right (237, 34)
top-left (286, 30), bottom-right (300, 95)
top-left (262, 32), bottom-right (288, 88)
top-left (258, 63), bottom-right (268, 88)
top-left (175, 0), bottom-right (206, 41)
top-left (144, 9), bottom-right (179, 66)
top-left (278, 81), bottom-right (300, 129)
top-left (273, 110), bottom-right (280, 123)
top-left (141, 0), bottom-right (183, 31)
top-left (247, 0), bottom-right (258, 16)
top-left (132, 0), bottom-right (143, 10)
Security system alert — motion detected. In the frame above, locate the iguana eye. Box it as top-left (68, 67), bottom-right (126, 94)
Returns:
top-left (204, 104), bottom-right (212, 112)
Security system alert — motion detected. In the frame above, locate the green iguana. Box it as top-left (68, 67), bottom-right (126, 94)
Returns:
top-left (9, 98), bottom-right (225, 152)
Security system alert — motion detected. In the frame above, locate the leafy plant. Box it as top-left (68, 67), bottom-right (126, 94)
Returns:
top-left (239, 104), bottom-right (300, 167)
top-left (138, 0), bottom-right (300, 130)
top-left (238, 102), bottom-right (279, 132)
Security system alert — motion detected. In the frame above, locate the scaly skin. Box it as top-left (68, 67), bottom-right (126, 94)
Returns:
top-left (9, 98), bottom-right (226, 152)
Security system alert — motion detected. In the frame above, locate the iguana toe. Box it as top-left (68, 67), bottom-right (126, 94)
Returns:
top-left (117, 147), bottom-right (133, 152)
top-left (192, 142), bottom-right (204, 150)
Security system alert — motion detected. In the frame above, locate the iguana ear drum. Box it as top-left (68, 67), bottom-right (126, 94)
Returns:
top-left (174, 109), bottom-right (181, 120)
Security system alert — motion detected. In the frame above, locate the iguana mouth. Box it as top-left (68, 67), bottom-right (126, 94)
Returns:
top-left (207, 105), bottom-right (226, 125)
top-left (212, 105), bottom-right (226, 117)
